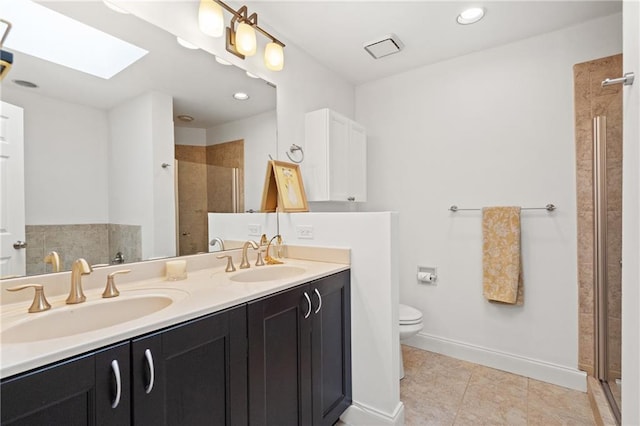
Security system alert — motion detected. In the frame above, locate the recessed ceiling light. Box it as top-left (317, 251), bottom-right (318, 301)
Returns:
top-left (12, 79), bottom-right (38, 89)
top-left (457, 7), bottom-right (485, 25)
top-left (233, 92), bottom-right (249, 101)
top-left (3, 0), bottom-right (147, 79)
top-left (215, 56), bottom-right (232, 66)
top-left (103, 1), bottom-right (130, 14)
top-left (246, 71), bottom-right (259, 79)
top-left (176, 37), bottom-right (199, 50)
top-left (177, 114), bottom-right (194, 122)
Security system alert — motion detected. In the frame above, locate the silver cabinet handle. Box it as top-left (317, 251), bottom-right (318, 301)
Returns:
top-left (314, 288), bottom-right (322, 314)
top-left (144, 349), bottom-right (155, 394)
top-left (347, 197), bottom-right (355, 202)
top-left (303, 292), bottom-right (312, 319)
top-left (111, 360), bottom-right (122, 409)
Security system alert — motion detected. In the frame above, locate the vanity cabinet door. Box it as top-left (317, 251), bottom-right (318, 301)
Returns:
top-left (247, 271), bottom-right (352, 426)
top-left (132, 305), bottom-right (248, 426)
top-left (310, 270), bottom-right (352, 426)
top-left (247, 284), bottom-right (313, 426)
top-left (0, 342), bottom-right (130, 426)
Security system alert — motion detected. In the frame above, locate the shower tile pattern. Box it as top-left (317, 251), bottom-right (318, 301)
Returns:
top-left (573, 54), bottom-right (622, 386)
top-left (401, 346), bottom-right (595, 425)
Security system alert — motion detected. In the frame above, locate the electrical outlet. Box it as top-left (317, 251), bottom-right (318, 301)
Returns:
top-left (296, 225), bottom-right (314, 239)
top-left (248, 224), bottom-right (261, 236)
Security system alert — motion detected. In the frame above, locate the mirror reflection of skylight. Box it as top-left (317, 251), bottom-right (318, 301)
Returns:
top-left (2, 0), bottom-right (148, 79)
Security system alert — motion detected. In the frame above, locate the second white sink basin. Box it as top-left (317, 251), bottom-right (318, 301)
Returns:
top-left (1, 290), bottom-right (187, 344)
top-left (230, 266), bottom-right (306, 283)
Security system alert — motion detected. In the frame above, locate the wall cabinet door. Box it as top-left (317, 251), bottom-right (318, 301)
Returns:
top-left (0, 341), bottom-right (130, 426)
top-left (247, 270), bottom-right (351, 426)
top-left (305, 108), bottom-right (367, 202)
top-left (132, 305), bottom-right (248, 426)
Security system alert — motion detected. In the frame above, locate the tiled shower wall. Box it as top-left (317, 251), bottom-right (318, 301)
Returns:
top-left (25, 224), bottom-right (141, 275)
top-left (574, 54), bottom-right (622, 379)
top-left (175, 141), bottom-right (244, 256)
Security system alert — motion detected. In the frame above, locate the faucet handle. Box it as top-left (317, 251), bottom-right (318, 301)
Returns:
top-left (7, 284), bottom-right (52, 313)
top-left (255, 249), bottom-right (265, 267)
top-left (103, 269), bottom-right (131, 298)
top-left (217, 255), bottom-right (236, 272)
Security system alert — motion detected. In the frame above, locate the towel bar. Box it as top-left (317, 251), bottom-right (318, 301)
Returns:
top-left (449, 204), bottom-right (556, 212)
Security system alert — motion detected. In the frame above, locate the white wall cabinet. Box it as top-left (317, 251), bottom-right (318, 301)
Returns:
top-left (304, 108), bottom-right (367, 202)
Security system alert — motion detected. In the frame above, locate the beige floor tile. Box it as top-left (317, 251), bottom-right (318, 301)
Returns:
top-left (401, 346), bottom-right (596, 426)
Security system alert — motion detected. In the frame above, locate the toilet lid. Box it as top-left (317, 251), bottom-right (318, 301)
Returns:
top-left (399, 304), bottom-right (423, 325)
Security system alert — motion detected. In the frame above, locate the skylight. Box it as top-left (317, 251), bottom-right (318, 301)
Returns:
top-left (2, 0), bottom-right (148, 79)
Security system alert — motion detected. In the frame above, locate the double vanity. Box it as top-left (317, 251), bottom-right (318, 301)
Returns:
top-left (0, 247), bottom-right (351, 425)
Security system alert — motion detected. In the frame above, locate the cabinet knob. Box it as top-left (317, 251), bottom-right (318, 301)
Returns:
top-left (347, 197), bottom-right (355, 202)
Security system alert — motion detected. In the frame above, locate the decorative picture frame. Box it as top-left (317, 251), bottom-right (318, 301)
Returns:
top-left (260, 160), bottom-right (309, 212)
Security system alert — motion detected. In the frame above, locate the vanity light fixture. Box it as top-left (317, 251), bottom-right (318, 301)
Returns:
top-left (233, 92), bottom-right (250, 101)
top-left (198, 0), bottom-right (285, 71)
top-left (457, 7), bottom-right (485, 25)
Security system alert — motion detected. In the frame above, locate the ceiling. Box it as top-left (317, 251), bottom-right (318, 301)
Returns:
top-left (243, 1), bottom-right (622, 85)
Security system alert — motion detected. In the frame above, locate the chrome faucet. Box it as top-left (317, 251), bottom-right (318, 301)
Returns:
top-left (240, 240), bottom-right (259, 269)
top-left (209, 237), bottom-right (225, 251)
top-left (66, 258), bottom-right (92, 304)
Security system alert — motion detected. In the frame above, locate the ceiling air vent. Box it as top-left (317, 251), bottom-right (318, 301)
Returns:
top-left (363, 34), bottom-right (404, 59)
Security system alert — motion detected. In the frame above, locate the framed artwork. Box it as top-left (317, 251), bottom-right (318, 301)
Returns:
top-left (260, 160), bottom-right (309, 212)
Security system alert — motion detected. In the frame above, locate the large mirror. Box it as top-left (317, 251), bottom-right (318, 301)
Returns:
top-left (1, 1), bottom-right (277, 277)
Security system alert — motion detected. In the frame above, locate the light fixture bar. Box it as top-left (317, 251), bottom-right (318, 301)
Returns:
top-left (212, 0), bottom-right (285, 48)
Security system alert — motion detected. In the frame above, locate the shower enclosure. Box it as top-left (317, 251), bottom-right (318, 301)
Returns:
top-left (574, 54), bottom-right (623, 424)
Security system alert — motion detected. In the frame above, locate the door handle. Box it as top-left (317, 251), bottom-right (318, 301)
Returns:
top-left (13, 241), bottom-right (27, 249)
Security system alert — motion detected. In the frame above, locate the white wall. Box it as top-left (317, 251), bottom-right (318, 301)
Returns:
top-left (108, 91), bottom-right (176, 260)
top-left (209, 212), bottom-right (403, 425)
top-left (356, 14), bottom-right (622, 390)
top-left (207, 110), bottom-right (277, 211)
top-left (175, 127), bottom-right (207, 146)
top-left (622, 1), bottom-right (640, 423)
top-left (2, 87), bottom-right (109, 225)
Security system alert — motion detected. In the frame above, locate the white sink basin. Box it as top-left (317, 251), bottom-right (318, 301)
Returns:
top-left (230, 266), bottom-right (306, 283)
top-left (1, 291), bottom-right (186, 344)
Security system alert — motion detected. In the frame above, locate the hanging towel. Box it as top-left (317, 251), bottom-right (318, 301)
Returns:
top-left (482, 206), bottom-right (524, 305)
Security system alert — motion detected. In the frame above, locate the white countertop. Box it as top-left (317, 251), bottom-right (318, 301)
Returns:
top-left (0, 255), bottom-right (349, 379)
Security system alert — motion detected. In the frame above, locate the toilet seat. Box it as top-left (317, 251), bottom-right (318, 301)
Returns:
top-left (399, 304), bottom-right (423, 325)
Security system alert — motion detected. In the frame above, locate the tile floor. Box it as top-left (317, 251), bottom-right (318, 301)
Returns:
top-left (401, 345), bottom-right (596, 425)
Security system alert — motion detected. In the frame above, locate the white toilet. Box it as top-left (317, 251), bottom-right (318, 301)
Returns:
top-left (399, 303), bottom-right (424, 379)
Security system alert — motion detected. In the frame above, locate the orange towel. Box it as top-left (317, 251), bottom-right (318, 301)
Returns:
top-left (482, 206), bottom-right (523, 305)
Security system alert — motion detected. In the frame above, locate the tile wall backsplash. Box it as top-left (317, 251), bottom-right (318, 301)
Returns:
top-left (26, 224), bottom-right (141, 275)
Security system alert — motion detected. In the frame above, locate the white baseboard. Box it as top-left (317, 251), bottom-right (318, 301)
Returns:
top-left (406, 332), bottom-right (587, 392)
top-left (338, 401), bottom-right (404, 426)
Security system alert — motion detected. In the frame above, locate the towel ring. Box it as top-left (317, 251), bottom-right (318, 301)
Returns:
top-left (285, 144), bottom-right (304, 163)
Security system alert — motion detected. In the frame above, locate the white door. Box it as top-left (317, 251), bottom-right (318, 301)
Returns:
top-left (0, 101), bottom-right (26, 278)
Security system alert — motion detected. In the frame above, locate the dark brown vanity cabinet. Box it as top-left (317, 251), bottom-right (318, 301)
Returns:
top-left (0, 341), bottom-right (131, 426)
top-left (0, 305), bottom-right (246, 426)
top-left (131, 305), bottom-right (247, 426)
top-left (1, 271), bottom-right (351, 426)
top-left (247, 270), bottom-right (351, 426)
